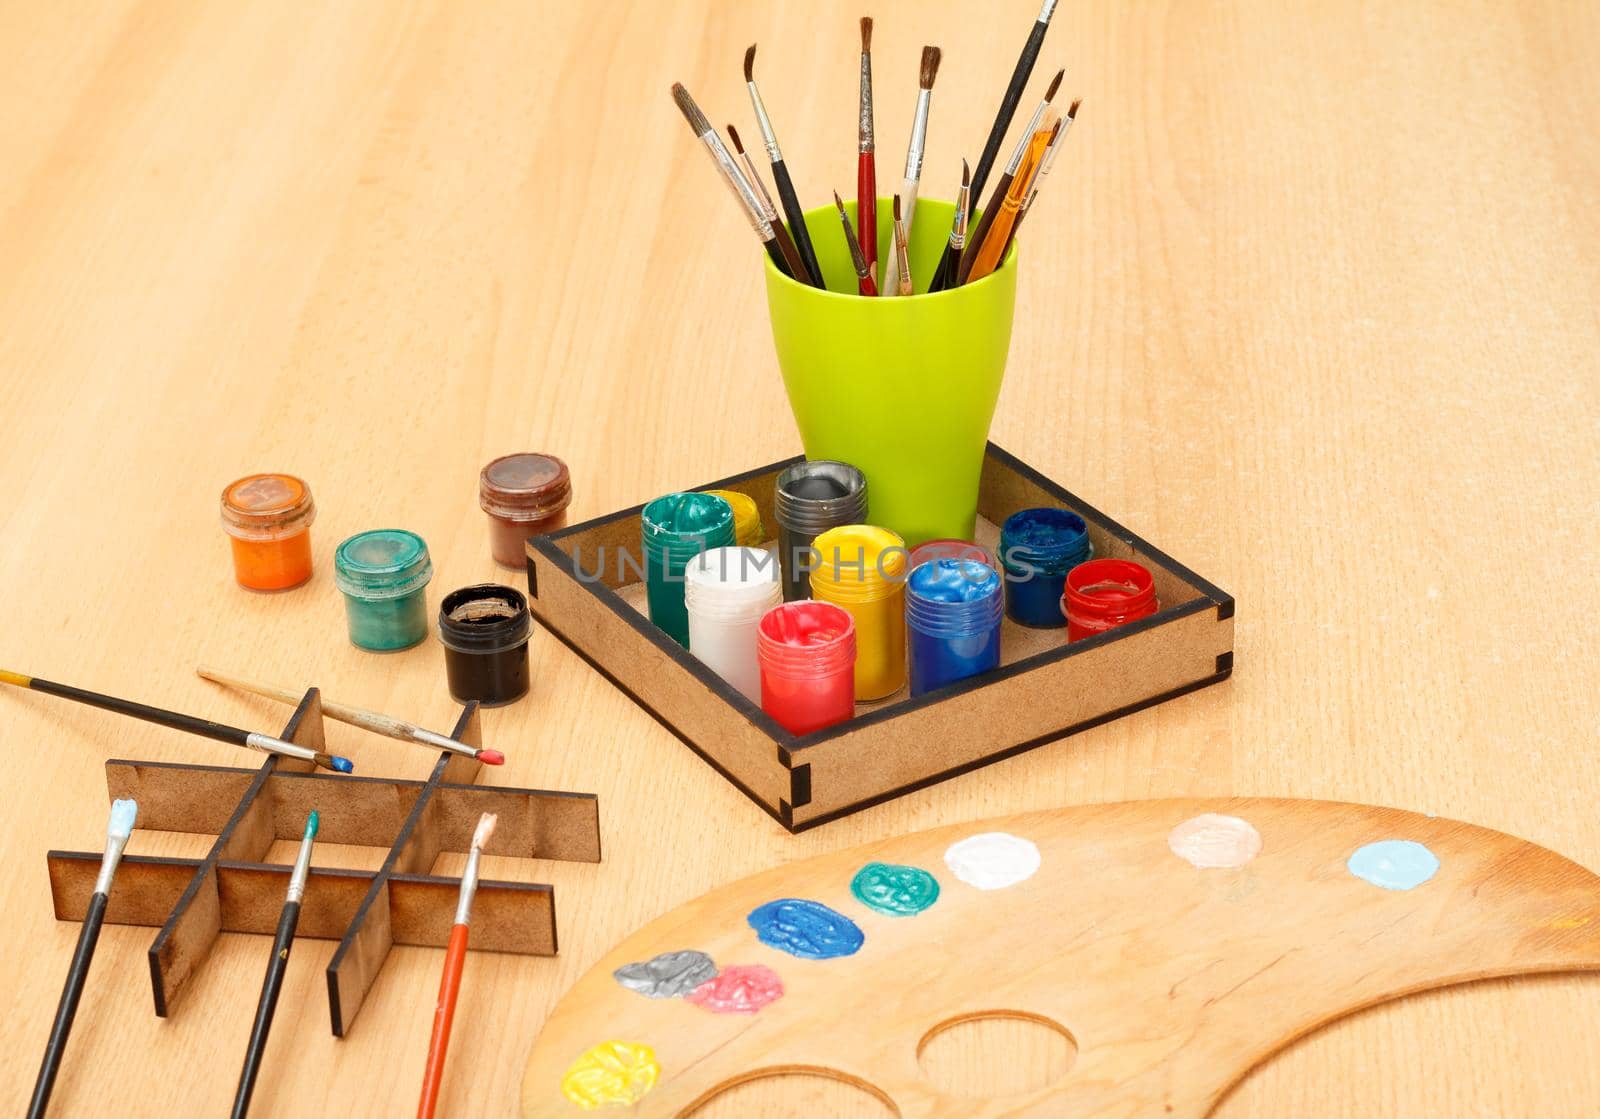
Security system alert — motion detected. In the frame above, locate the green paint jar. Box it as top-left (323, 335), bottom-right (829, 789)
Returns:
top-left (333, 529), bottom-right (434, 651)
top-left (640, 493), bottom-right (735, 648)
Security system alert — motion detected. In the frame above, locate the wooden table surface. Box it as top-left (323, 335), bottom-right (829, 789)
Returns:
top-left (2, 1), bottom-right (1597, 1116)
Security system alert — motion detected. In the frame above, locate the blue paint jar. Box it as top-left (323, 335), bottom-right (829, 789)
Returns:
top-left (999, 508), bottom-right (1092, 628)
top-left (333, 529), bottom-right (434, 651)
top-left (906, 559), bottom-right (1004, 697)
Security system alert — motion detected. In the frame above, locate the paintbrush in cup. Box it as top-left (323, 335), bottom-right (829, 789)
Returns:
top-left (833, 191), bottom-right (878, 296)
top-left (879, 45), bottom-right (942, 296)
top-left (957, 67), bottom-right (1062, 285)
top-left (1007, 99), bottom-right (1079, 251)
top-left (927, 159), bottom-right (971, 293)
top-left (966, 120), bottom-right (1055, 283)
top-left (728, 124), bottom-right (807, 282)
top-left (28, 799), bottom-right (137, 1119)
top-left (891, 194), bottom-right (913, 296)
top-left (745, 45), bottom-right (825, 287)
top-left (670, 83), bottom-right (794, 280)
top-left (856, 16), bottom-right (878, 294)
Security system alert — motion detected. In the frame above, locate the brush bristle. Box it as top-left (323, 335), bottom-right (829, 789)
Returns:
top-left (860, 16), bottom-right (872, 51)
top-left (893, 193), bottom-right (902, 221)
top-left (962, 157), bottom-right (970, 186)
top-left (727, 124), bottom-right (744, 154)
top-left (108, 798), bottom-right (137, 840)
top-left (670, 83), bottom-right (711, 136)
top-left (1045, 68), bottom-right (1064, 103)
top-left (744, 44), bottom-right (756, 82)
top-left (473, 813), bottom-right (498, 851)
top-left (833, 190), bottom-right (847, 214)
top-left (306, 810), bottom-right (319, 839)
top-left (920, 46), bottom-right (942, 89)
top-left (1068, 98), bottom-right (1081, 119)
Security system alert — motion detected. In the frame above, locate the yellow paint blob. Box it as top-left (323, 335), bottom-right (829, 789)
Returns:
top-left (809, 524), bottom-right (908, 700)
top-left (561, 1040), bottom-right (660, 1110)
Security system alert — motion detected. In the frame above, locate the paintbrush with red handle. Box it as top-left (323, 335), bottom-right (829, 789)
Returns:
top-left (416, 812), bottom-right (498, 1119)
top-left (856, 16), bottom-right (877, 294)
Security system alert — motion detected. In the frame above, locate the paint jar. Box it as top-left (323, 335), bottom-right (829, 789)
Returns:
top-left (219, 474), bottom-right (316, 591)
top-left (641, 493), bottom-right (736, 648)
top-left (703, 489), bottom-right (764, 547)
top-left (774, 460), bottom-right (868, 602)
top-left (999, 508), bottom-right (1092, 628)
top-left (438, 584), bottom-right (532, 706)
top-left (1062, 558), bottom-right (1160, 641)
top-left (685, 547), bottom-right (782, 703)
top-left (479, 453), bottom-right (572, 568)
top-left (909, 538), bottom-right (994, 571)
top-left (808, 524), bottom-right (908, 701)
top-left (906, 559), bottom-right (1004, 697)
top-left (757, 601), bottom-right (856, 735)
top-left (333, 529), bottom-right (434, 651)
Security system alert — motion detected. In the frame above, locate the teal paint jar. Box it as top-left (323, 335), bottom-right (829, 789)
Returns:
top-left (333, 529), bottom-right (434, 651)
top-left (641, 493), bottom-right (735, 647)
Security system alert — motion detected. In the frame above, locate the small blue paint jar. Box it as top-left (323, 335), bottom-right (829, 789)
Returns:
top-left (333, 529), bottom-right (434, 651)
top-left (999, 508), bottom-right (1092, 628)
top-left (906, 559), bottom-right (1004, 697)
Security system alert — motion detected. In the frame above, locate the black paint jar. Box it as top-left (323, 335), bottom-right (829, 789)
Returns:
top-left (437, 584), bottom-right (532, 706)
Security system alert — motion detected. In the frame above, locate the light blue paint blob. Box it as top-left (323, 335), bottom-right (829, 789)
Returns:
top-left (1348, 840), bottom-right (1441, 891)
top-left (747, 899), bottom-right (864, 959)
top-left (850, 862), bottom-right (941, 917)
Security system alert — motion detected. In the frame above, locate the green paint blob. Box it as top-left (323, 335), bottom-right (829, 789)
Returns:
top-left (850, 862), bottom-right (940, 917)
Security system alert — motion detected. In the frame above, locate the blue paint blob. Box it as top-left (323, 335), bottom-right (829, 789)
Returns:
top-left (330, 756), bottom-right (355, 774)
top-left (747, 899), bottom-right (864, 959)
top-left (850, 862), bottom-right (941, 916)
top-left (1348, 839), bottom-right (1441, 891)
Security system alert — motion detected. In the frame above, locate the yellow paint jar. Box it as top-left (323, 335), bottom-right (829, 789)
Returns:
top-left (703, 489), bottom-right (763, 546)
top-left (809, 524), bottom-right (908, 700)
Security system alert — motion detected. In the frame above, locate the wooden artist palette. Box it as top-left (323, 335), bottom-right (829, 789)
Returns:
top-left (522, 798), bottom-right (1600, 1117)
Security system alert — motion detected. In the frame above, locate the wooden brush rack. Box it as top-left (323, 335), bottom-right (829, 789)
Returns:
top-left (44, 688), bottom-right (601, 1036)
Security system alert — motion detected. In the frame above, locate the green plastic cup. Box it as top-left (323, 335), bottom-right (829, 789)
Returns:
top-left (765, 198), bottom-right (1017, 546)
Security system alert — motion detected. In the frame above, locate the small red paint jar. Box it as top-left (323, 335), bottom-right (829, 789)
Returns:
top-left (220, 473), bottom-right (317, 591)
top-left (909, 538), bottom-right (995, 571)
top-left (757, 601), bottom-right (856, 735)
top-left (479, 453), bottom-right (572, 568)
top-left (1061, 558), bottom-right (1159, 641)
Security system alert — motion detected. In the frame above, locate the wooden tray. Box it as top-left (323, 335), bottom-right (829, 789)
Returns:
top-left (524, 444), bottom-right (1233, 832)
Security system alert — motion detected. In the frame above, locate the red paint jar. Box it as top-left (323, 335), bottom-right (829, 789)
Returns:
top-left (1061, 558), bottom-right (1159, 641)
top-left (909, 538), bottom-right (994, 571)
top-left (479, 453), bottom-right (572, 568)
top-left (757, 601), bottom-right (856, 735)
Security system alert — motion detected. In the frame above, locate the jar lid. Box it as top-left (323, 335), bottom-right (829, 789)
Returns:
top-left (808, 524), bottom-right (907, 599)
top-left (774, 461), bottom-right (868, 532)
top-left (480, 453), bottom-right (572, 521)
top-left (438, 583), bottom-right (531, 653)
top-left (334, 529), bottom-right (434, 600)
top-left (641, 492), bottom-right (735, 548)
top-left (220, 474), bottom-right (316, 540)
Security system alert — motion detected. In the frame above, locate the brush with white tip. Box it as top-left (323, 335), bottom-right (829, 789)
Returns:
top-left (29, 799), bottom-right (137, 1119)
top-left (878, 45), bottom-right (942, 295)
top-left (417, 813), bottom-right (498, 1119)
top-left (232, 810), bottom-right (319, 1119)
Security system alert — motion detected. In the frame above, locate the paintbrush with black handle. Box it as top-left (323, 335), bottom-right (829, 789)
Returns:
top-left (745, 45), bottom-right (825, 288)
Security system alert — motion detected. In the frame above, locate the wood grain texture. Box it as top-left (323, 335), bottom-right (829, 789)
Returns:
top-left (1, 1), bottom-right (1597, 1115)
top-left (521, 799), bottom-right (1600, 1117)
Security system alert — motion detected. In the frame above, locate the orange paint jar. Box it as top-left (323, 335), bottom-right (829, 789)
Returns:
top-left (220, 474), bottom-right (317, 591)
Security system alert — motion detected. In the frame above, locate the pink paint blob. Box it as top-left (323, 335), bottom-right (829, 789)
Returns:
top-left (686, 964), bottom-right (784, 1014)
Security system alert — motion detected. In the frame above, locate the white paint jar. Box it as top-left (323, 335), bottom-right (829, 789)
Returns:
top-left (685, 547), bottom-right (782, 703)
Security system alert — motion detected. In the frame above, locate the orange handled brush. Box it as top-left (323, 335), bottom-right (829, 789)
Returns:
top-left (417, 812), bottom-right (497, 1119)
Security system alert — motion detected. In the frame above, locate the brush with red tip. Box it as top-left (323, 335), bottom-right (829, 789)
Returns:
top-left (197, 667), bottom-right (506, 765)
top-left (417, 813), bottom-right (498, 1119)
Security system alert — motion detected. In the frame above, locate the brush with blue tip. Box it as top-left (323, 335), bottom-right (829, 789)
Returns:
top-left (0, 669), bottom-right (354, 773)
top-left (29, 798), bottom-right (137, 1119)
top-left (231, 810), bottom-right (318, 1119)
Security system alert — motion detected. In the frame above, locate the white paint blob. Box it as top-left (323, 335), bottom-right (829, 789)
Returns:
top-left (1167, 813), bottom-right (1263, 870)
top-left (943, 832), bottom-right (1041, 890)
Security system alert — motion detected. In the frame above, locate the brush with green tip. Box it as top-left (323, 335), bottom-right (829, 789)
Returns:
top-left (231, 811), bottom-right (318, 1119)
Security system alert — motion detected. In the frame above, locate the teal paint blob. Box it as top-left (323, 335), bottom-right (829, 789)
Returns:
top-left (747, 899), bottom-right (864, 959)
top-left (1348, 839), bottom-right (1441, 891)
top-left (333, 529), bottom-right (434, 651)
top-left (849, 862), bottom-right (941, 917)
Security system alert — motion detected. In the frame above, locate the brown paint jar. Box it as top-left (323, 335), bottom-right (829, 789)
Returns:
top-left (479, 453), bottom-right (572, 567)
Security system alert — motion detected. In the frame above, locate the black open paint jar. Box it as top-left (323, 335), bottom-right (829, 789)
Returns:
top-left (437, 584), bottom-right (532, 706)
